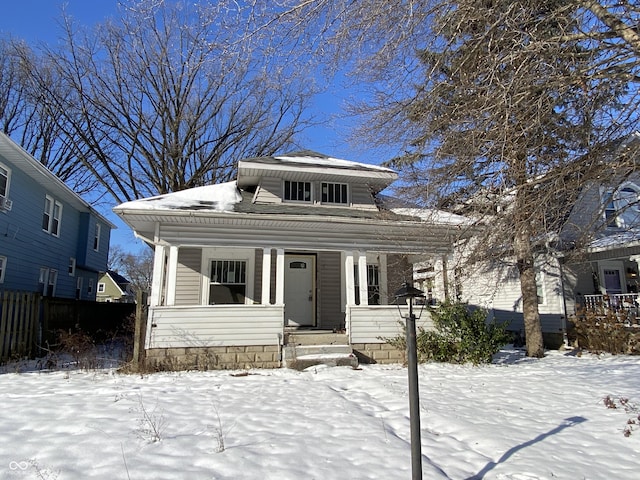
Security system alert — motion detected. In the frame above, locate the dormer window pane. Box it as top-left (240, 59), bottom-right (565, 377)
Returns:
top-left (321, 182), bottom-right (348, 204)
top-left (284, 181), bottom-right (311, 202)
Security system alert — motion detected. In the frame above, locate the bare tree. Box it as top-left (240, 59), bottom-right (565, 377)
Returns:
top-left (268, 0), bottom-right (640, 357)
top-left (22, 0), bottom-right (316, 203)
top-left (0, 37), bottom-right (97, 195)
top-left (108, 245), bottom-right (154, 296)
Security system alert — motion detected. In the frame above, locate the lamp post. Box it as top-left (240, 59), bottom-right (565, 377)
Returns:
top-left (394, 282), bottom-right (425, 480)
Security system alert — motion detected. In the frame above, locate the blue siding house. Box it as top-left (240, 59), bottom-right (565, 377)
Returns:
top-left (0, 132), bottom-right (114, 300)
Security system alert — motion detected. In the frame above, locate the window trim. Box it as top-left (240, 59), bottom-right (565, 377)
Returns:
top-left (39, 267), bottom-right (58, 296)
top-left (200, 248), bottom-right (254, 305)
top-left (68, 257), bottom-right (76, 276)
top-left (93, 223), bottom-right (101, 251)
top-left (42, 195), bottom-right (63, 237)
top-left (0, 162), bottom-right (10, 198)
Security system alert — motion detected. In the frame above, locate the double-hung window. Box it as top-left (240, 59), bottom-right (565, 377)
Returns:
top-left (209, 260), bottom-right (247, 304)
top-left (0, 163), bottom-right (10, 198)
top-left (321, 182), bottom-right (348, 205)
top-left (39, 267), bottom-right (58, 296)
top-left (93, 224), bottom-right (101, 251)
top-left (42, 195), bottom-right (62, 236)
top-left (0, 256), bottom-right (6, 283)
top-left (68, 258), bottom-right (76, 276)
top-left (284, 180), bottom-right (312, 202)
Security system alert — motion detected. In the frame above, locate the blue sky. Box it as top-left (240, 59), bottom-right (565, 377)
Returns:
top-left (0, 1), bottom-right (380, 251)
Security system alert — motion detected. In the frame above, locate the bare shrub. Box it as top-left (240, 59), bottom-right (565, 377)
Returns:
top-left (132, 395), bottom-right (166, 443)
top-left (56, 329), bottom-right (99, 370)
top-left (571, 310), bottom-right (631, 354)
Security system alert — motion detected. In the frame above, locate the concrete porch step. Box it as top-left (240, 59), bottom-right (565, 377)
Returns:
top-left (282, 343), bottom-right (358, 370)
top-left (289, 344), bottom-right (353, 356)
top-left (285, 331), bottom-right (349, 346)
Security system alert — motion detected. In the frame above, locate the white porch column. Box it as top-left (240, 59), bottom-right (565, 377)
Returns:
top-left (357, 251), bottom-right (368, 306)
top-left (165, 246), bottom-right (178, 306)
top-left (275, 248), bottom-right (285, 305)
top-left (345, 251), bottom-right (356, 306)
top-left (379, 253), bottom-right (389, 304)
top-left (149, 245), bottom-right (167, 307)
top-left (262, 247), bottom-right (272, 305)
top-left (630, 256), bottom-right (640, 292)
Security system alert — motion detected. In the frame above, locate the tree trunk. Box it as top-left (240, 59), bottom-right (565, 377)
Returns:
top-left (515, 227), bottom-right (545, 358)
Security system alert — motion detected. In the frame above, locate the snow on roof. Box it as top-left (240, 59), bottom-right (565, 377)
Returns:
top-left (272, 151), bottom-right (396, 173)
top-left (391, 207), bottom-right (472, 225)
top-left (588, 229), bottom-right (640, 251)
top-left (114, 181), bottom-right (242, 212)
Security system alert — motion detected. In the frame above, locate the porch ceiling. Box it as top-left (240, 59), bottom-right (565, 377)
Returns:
top-left (115, 209), bottom-right (465, 254)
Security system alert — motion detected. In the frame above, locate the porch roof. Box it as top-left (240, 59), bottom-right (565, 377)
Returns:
top-left (114, 184), bottom-right (471, 255)
top-left (115, 211), bottom-right (465, 254)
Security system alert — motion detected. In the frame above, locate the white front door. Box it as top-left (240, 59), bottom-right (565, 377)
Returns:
top-left (284, 254), bottom-right (315, 327)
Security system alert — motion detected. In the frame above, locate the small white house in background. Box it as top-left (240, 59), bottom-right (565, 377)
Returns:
top-left (113, 151), bottom-right (470, 370)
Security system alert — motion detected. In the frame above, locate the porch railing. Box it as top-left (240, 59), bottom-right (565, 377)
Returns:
top-left (580, 293), bottom-right (640, 325)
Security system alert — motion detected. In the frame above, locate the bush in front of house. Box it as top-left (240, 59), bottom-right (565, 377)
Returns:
top-left (570, 309), bottom-right (636, 355)
top-left (386, 301), bottom-right (510, 365)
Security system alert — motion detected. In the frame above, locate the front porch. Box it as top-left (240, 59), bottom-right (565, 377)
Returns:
top-left (142, 301), bottom-right (431, 370)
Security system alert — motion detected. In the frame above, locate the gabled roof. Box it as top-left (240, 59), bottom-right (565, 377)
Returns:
top-left (106, 270), bottom-right (131, 286)
top-left (237, 151), bottom-right (398, 193)
top-left (0, 131), bottom-right (115, 228)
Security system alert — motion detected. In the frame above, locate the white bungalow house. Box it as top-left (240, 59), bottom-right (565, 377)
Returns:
top-left (113, 151), bottom-right (469, 370)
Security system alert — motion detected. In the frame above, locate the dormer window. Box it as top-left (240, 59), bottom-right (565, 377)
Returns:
top-left (602, 183), bottom-right (640, 229)
top-left (321, 182), bottom-right (348, 205)
top-left (284, 180), bottom-right (311, 202)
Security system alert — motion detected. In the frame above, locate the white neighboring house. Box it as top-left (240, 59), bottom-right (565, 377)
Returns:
top-left (113, 151), bottom-right (470, 370)
top-left (415, 137), bottom-right (640, 349)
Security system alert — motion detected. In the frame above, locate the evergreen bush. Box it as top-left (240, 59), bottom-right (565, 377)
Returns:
top-left (387, 301), bottom-right (510, 365)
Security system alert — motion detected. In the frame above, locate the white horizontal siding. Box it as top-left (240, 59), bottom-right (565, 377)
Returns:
top-left (147, 304), bottom-right (284, 348)
top-left (349, 305), bottom-right (434, 344)
top-left (254, 177), bottom-right (282, 204)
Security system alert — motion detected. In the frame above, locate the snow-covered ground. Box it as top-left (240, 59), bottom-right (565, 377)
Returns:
top-left (1, 348), bottom-right (639, 479)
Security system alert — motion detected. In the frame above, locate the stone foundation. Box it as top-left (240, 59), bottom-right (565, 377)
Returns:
top-left (144, 345), bottom-right (280, 371)
top-left (351, 343), bottom-right (405, 365)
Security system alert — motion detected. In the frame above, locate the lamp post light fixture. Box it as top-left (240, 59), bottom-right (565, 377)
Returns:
top-left (394, 281), bottom-right (426, 480)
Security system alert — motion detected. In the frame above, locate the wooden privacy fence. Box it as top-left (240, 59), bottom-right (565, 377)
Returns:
top-left (1, 291), bottom-right (137, 362)
top-left (0, 291), bottom-right (40, 361)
